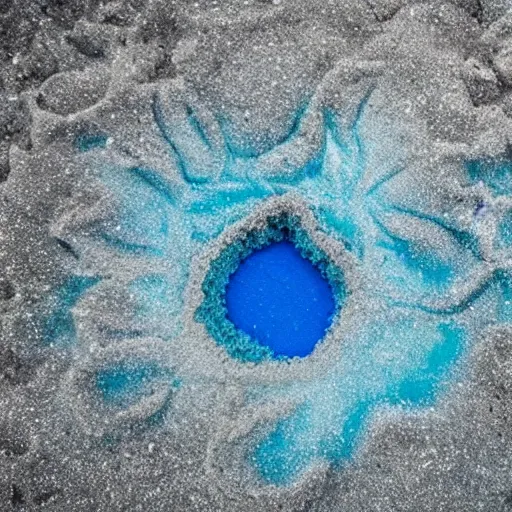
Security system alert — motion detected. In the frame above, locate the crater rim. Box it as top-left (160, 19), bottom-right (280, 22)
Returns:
top-left (180, 193), bottom-right (362, 384)
top-left (198, 211), bottom-right (345, 362)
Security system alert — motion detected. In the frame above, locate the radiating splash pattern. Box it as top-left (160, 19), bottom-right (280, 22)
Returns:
top-left (44, 86), bottom-right (512, 487)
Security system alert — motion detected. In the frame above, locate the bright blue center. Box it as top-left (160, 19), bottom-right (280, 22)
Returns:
top-left (225, 241), bottom-right (336, 358)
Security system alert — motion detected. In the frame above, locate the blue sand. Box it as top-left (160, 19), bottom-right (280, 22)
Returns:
top-left (129, 274), bottom-right (170, 315)
top-left (96, 364), bottom-right (164, 408)
top-left (465, 158), bottom-right (512, 196)
top-left (225, 241), bottom-right (336, 358)
top-left (499, 210), bottom-right (512, 248)
top-left (43, 275), bottom-right (101, 347)
top-left (253, 321), bottom-right (465, 486)
top-left (75, 132), bottom-right (108, 152)
top-left (100, 167), bottom-right (176, 256)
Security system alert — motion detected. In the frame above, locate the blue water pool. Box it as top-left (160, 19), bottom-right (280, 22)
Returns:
top-left (225, 241), bottom-right (336, 358)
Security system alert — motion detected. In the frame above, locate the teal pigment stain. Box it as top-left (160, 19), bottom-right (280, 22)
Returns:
top-left (75, 132), bottom-right (108, 152)
top-left (95, 363), bottom-right (173, 409)
top-left (252, 321), bottom-right (466, 486)
top-left (465, 158), bottom-right (512, 196)
top-left (43, 276), bottom-right (101, 347)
